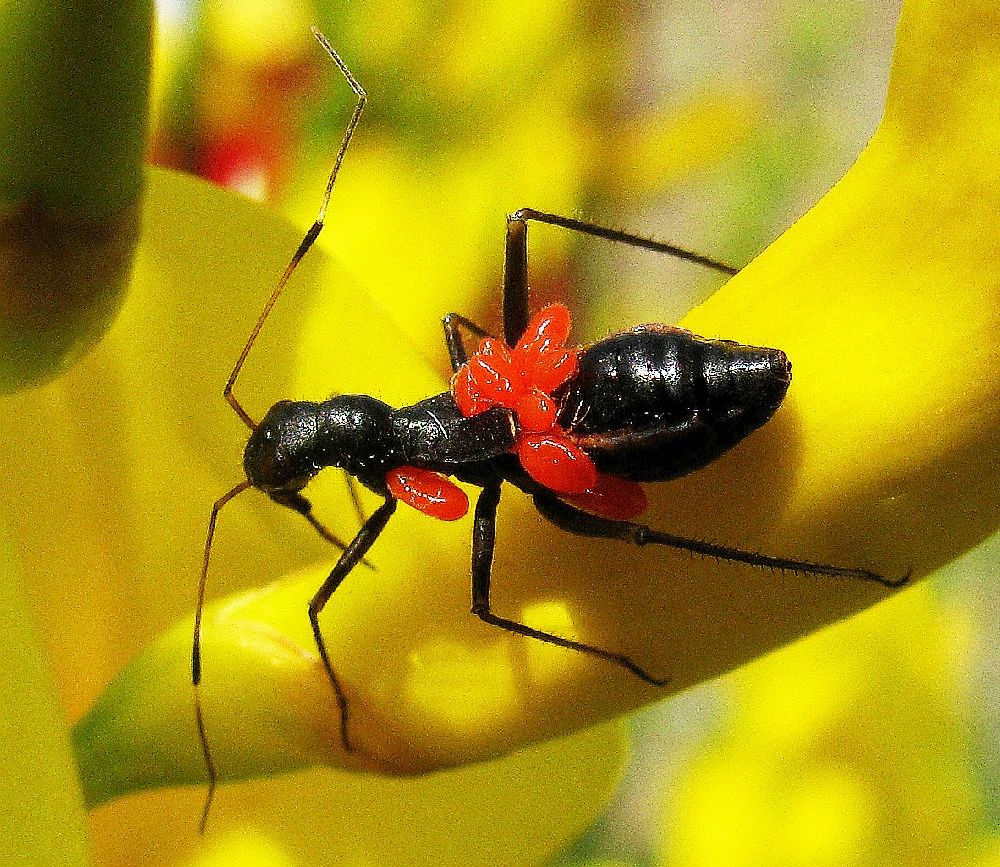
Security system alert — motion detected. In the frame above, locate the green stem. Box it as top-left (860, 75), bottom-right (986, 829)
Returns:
top-left (0, 1), bottom-right (152, 215)
top-left (0, 0), bottom-right (153, 391)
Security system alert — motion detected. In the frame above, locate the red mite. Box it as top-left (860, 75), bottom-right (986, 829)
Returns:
top-left (449, 304), bottom-right (647, 520)
top-left (384, 304), bottom-right (648, 522)
top-left (192, 27), bottom-right (907, 831)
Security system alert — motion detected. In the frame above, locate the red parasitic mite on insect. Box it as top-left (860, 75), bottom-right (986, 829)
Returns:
top-left (191, 27), bottom-right (908, 832)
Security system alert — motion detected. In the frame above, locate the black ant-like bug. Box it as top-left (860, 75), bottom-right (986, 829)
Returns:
top-left (192, 27), bottom-right (907, 829)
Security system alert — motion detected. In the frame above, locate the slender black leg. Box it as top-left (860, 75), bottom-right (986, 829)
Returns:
top-left (533, 492), bottom-right (910, 588)
top-left (270, 446), bottom-right (369, 531)
top-left (344, 473), bottom-right (367, 528)
top-left (501, 207), bottom-right (739, 348)
top-left (470, 483), bottom-right (669, 685)
top-left (273, 490), bottom-right (376, 570)
top-left (274, 491), bottom-right (352, 551)
top-left (503, 216), bottom-right (530, 346)
top-left (442, 312), bottom-right (496, 371)
top-left (308, 497), bottom-right (397, 752)
top-left (512, 207), bottom-right (740, 276)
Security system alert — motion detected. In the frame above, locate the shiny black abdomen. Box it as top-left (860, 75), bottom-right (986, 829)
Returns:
top-left (558, 325), bottom-right (791, 482)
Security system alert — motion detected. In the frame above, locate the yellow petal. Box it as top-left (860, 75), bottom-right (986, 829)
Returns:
top-left (677, 0), bottom-right (1000, 589)
top-left (20, 168), bottom-right (627, 863)
top-left (74, 0), bottom-right (1000, 824)
top-left (0, 526), bottom-right (90, 865)
top-left (663, 586), bottom-right (981, 866)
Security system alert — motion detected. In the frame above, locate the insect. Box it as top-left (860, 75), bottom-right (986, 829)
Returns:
top-left (192, 27), bottom-right (907, 829)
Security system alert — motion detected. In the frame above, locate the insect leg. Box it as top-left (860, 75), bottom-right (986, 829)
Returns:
top-left (470, 484), bottom-right (669, 685)
top-left (442, 312), bottom-right (495, 371)
top-left (308, 497), bottom-right (397, 752)
top-left (532, 491), bottom-right (909, 588)
top-left (511, 207), bottom-right (739, 277)
top-left (224, 28), bottom-right (367, 431)
top-left (273, 491), bottom-right (353, 550)
top-left (502, 215), bottom-right (530, 345)
top-left (296, 412), bottom-right (367, 529)
top-left (272, 490), bottom-right (377, 571)
top-left (344, 472), bottom-right (367, 527)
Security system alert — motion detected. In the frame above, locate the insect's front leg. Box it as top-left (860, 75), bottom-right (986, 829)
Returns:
top-left (273, 490), bottom-right (353, 551)
top-left (470, 483), bottom-right (669, 685)
top-left (308, 496), bottom-right (397, 752)
top-left (532, 491), bottom-right (909, 588)
top-left (273, 489), bottom-right (375, 569)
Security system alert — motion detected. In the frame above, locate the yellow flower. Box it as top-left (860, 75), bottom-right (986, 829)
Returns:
top-left (4, 0), bottom-right (998, 862)
top-left (85, 0), bottom-right (1000, 795)
top-left (5, 1), bottom-right (641, 859)
top-left (87, 0), bottom-right (998, 798)
top-left (663, 586), bottom-right (985, 866)
top-left (0, 169), bottom-right (627, 865)
top-left (0, 528), bottom-right (90, 864)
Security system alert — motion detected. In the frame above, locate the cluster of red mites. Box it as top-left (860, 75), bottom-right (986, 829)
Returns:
top-left (386, 304), bottom-right (647, 522)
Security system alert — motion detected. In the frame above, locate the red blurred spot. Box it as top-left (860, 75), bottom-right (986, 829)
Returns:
top-left (200, 130), bottom-right (275, 198)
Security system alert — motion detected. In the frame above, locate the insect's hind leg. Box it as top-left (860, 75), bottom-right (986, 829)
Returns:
top-left (532, 491), bottom-right (909, 588)
top-left (444, 206), bottom-right (531, 362)
top-left (512, 208), bottom-right (740, 277)
top-left (502, 215), bottom-right (530, 346)
top-left (501, 207), bottom-right (739, 347)
top-left (469, 484), bottom-right (669, 686)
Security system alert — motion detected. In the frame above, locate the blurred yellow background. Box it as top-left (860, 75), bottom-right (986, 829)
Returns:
top-left (4, 0), bottom-right (997, 865)
top-left (140, 2), bottom-right (998, 864)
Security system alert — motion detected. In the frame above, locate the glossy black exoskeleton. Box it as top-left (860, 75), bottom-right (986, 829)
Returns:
top-left (191, 29), bottom-right (906, 831)
top-left (560, 325), bottom-right (791, 481)
top-left (243, 394), bottom-right (517, 499)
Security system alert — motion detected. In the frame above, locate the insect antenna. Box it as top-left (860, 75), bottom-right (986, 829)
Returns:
top-left (194, 27), bottom-right (366, 831)
top-left (192, 478), bottom-right (251, 833)
top-left (222, 26), bottom-right (367, 432)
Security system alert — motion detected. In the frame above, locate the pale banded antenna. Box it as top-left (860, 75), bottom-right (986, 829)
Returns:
top-left (194, 29), bottom-right (367, 834)
top-left (223, 26), bottom-right (367, 432)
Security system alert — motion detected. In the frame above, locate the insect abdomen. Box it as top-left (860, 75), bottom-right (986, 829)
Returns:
top-left (558, 326), bottom-right (791, 482)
